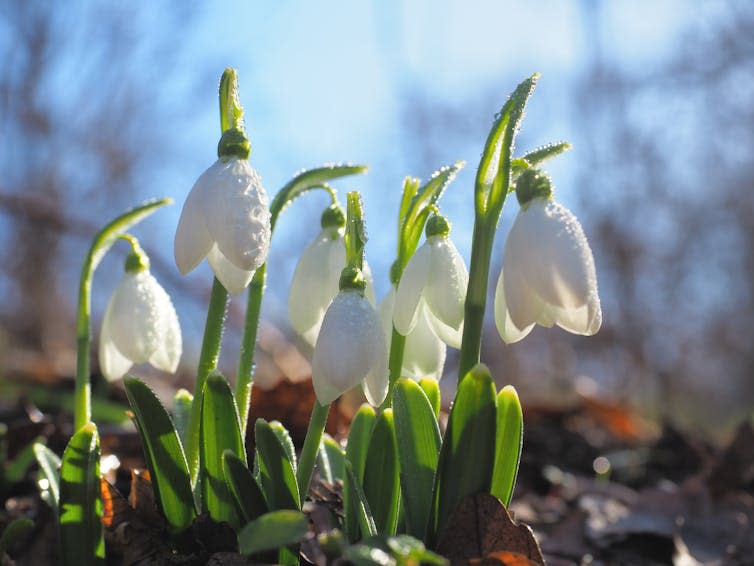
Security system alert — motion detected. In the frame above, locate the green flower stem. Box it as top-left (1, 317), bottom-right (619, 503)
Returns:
top-left (295, 401), bottom-right (330, 505)
top-left (384, 328), bottom-right (406, 408)
top-left (74, 199), bottom-right (171, 432)
top-left (186, 277), bottom-right (229, 483)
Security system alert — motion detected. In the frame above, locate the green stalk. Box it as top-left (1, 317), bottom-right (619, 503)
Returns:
top-left (186, 277), bottom-right (229, 483)
top-left (384, 328), bottom-right (406, 407)
top-left (295, 401), bottom-right (330, 505)
top-left (74, 199), bottom-right (171, 431)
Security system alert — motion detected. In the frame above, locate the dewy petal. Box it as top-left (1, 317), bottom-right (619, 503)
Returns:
top-left (502, 264), bottom-right (543, 333)
top-left (393, 242), bottom-right (431, 335)
top-left (98, 298), bottom-right (133, 381)
top-left (207, 244), bottom-right (255, 295)
top-left (403, 305), bottom-right (446, 380)
top-left (427, 312), bottom-right (464, 349)
top-left (204, 158), bottom-right (271, 272)
top-left (148, 286), bottom-right (182, 373)
top-left (289, 231), bottom-right (344, 345)
top-left (493, 270), bottom-right (534, 344)
top-left (312, 290), bottom-right (381, 405)
top-left (108, 272), bottom-right (163, 364)
top-left (174, 164), bottom-right (214, 274)
top-left (363, 261), bottom-right (377, 307)
top-left (424, 236), bottom-right (467, 331)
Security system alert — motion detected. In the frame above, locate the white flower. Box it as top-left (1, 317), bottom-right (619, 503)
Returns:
top-left (311, 289), bottom-right (388, 406)
top-left (174, 156), bottom-right (271, 295)
top-left (99, 270), bottom-right (182, 382)
top-left (494, 198), bottom-right (602, 344)
top-left (378, 288), bottom-right (446, 380)
top-left (393, 235), bottom-right (468, 349)
top-left (289, 228), bottom-right (376, 346)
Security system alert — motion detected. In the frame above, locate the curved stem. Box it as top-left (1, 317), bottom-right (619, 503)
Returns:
top-left (74, 199), bottom-right (171, 431)
top-left (296, 401), bottom-right (330, 505)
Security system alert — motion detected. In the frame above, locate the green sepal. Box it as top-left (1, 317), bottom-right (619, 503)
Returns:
top-left (344, 404), bottom-right (377, 540)
top-left (254, 418), bottom-right (300, 511)
top-left (200, 373), bottom-right (246, 529)
top-left (124, 377), bottom-right (196, 534)
top-left (429, 364), bottom-right (497, 545)
top-left (490, 385), bottom-right (523, 506)
top-left (393, 378), bottom-right (441, 540)
top-left (363, 409), bottom-right (401, 535)
top-left (238, 510), bottom-right (309, 556)
top-left (222, 450), bottom-right (268, 525)
top-left (58, 423), bottom-right (104, 566)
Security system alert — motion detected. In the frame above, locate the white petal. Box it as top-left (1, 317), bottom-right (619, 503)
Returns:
top-left (312, 290), bottom-right (382, 405)
top-left (363, 261), bottom-right (377, 307)
top-left (207, 244), bottom-right (255, 295)
top-left (108, 272), bottom-right (164, 363)
top-left (493, 270), bottom-right (534, 344)
top-left (204, 158), bottom-right (272, 272)
top-left (148, 289), bottom-right (182, 373)
top-left (377, 288), bottom-right (396, 343)
top-left (428, 312), bottom-right (464, 349)
top-left (174, 164), bottom-right (214, 274)
top-left (424, 236), bottom-right (468, 331)
top-left (402, 305), bottom-right (446, 380)
top-left (393, 243), bottom-right (431, 335)
top-left (551, 288), bottom-right (602, 336)
top-left (502, 239), bottom-right (547, 331)
top-left (289, 231), bottom-right (344, 345)
top-left (98, 298), bottom-right (133, 381)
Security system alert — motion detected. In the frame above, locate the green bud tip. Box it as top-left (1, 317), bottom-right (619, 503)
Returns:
top-left (516, 168), bottom-right (553, 206)
top-left (426, 213), bottom-right (451, 238)
top-left (339, 265), bottom-right (367, 293)
top-left (321, 204), bottom-right (346, 229)
top-left (217, 127), bottom-right (251, 160)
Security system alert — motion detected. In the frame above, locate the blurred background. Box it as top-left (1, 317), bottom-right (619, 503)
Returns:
top-left (1, 0), bottom-right (752, 440)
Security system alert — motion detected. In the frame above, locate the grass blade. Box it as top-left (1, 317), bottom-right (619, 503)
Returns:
top-left (124, 376), bottom-right (195, 534)
top-left (393, 378), bottom-right (441, 539)
top-left (59, 423), bottom-right (104, 566)
top-left (223, 450), bottom-right (268, 525)
top-left (238, 510), bottom-right (308, 556)
top-left (490, 385), bottom-right (523, 506)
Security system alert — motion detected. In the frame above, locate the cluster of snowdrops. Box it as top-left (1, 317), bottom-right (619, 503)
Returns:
top-left (35, 69), bottom-right (601, 565)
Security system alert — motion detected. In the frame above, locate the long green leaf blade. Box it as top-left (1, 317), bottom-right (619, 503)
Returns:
top-left (393, 379), bottom-right (441, 540)
top-left (254, 418), bottom-right (300, 511)
top-left (59, 423), bottom-right (104, 566)
top-left (34, 443), bottom-right (61, 514)
top-left (490, 385), bottom-right (523, 506)
top-left (238, 510), bottom-right (309, 556)
top-left (417, 377), bottom-right (441, 418)
top-left (124, 377), bottom-right (195, 533)
top-left (200, 373), bottom-right (245, 528)
top-left (172, 389), bottom-right (193, 449)
top-left (344, 404), bottom-right (377, 540)
top-left (223, 450), bottom-right (268, 525)
top-left (430, 364), bottom-right (497, 544)
top-left (345, 460), bottom-right (378, 538)
top-left (363, 409), bottom-right (400, 535)
top-left (322, 433), bottom-right (346, 483)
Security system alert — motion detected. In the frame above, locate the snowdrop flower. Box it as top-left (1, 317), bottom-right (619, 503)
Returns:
top-left (311, 270), bottom-right (388, 406)
top-left (174, 155), bottom-right (271, 295)
top-left (393, 215), bottom-right (468, 349)
top-left (378, 288), bottom-right (446, 380)
top-left (494, 168), bottom-right (601, 344)
top-left (288, 206), bottom-right (376, 346)
top-left (99, 250), bottom-right (181, 382)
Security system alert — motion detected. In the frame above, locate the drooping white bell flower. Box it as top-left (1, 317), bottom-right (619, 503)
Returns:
top-left (393, 215), bottom-right (468, 349)
top-left (289, 210), bottom-right (377, 346)
top-left (99, 254), bottom-right (182, 382)
top-left (312, 287), bottom-right (388, 406)
top-left (494, 168), bottom-right (601, 344)
top-left (378, 287), bottom-right (446, 380)
top-left (174, 156), bottom-right (271, 295)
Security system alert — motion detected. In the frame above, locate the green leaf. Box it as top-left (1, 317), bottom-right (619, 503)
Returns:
top-left (316, 439), bottom-right (333, 484)
top-left (270, 164), bottom-right (368, 230)
top-left (254, 418), bottom-right (300, 511)
top-left (344, 404), bottom-right (377, 540)
top-left (5, 436), bottom-right (42, 485)
top-left (430, 364), bottom-right (497, 544)
top-left (392, 379), bottom-right (441, 540)
top-left (269, 420), bottom-right (298, 474)
top-left (124, 377), bottom-right (195, 534)
top-left (510, 142), bottom-right (572, 181)
top-left (59, 423), bottom-right (104, 566)
top-left (398, 177), bottom-right (421, 236)
top-left (0, 517), bottom-right (34, 556)
top-left (172, 388), bottom-right (193, 449)
top-left (360, 535), bottom-right (448, 566)
top-left (342, 544), bottom-right (395, 566)
top-left (363, 409), bottom-right (400, 535)
top-left (417, 378), bottom-right (441, 418)
top-left (223, 450), bottom-right (268, 525)
top-left (34, 443), bottom-right (61, 514)
top-left (490, 385), bottom-right (523, 506)
top-left (322, 433), bottom-right (346, 483)
top-left (345, 460), bottom-right (378, 538)
top-left (474, 74), bottom-right (539, 217)
top-left (200, 373), bottom-right (245, 529)
top-left (238, 510), bottom-right (308, 555)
